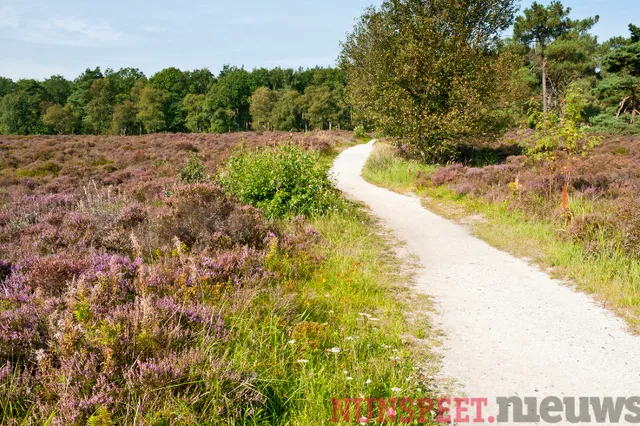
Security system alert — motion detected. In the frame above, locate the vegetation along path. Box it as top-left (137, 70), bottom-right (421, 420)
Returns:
top-left (332, 141), bottom-right (640, 420)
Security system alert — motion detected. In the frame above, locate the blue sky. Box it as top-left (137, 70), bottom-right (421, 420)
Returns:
top-left (0, 0), bottom-right (637, 81)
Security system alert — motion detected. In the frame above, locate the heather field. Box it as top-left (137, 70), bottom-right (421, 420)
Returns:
top-left (0, 132), bottom-right (438, 425)
top-left (363, 135), bottom-right (640, 331)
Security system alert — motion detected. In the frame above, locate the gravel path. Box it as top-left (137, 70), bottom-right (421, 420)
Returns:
top-left (332, 140), bottom-right (640, 425)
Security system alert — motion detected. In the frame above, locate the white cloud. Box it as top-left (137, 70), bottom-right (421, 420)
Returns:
top-left (52, 18), bottom-right (122, 42)
top-left (0, 8), bottom-right (124, 47)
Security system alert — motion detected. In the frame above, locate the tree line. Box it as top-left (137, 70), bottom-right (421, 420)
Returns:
top-left (0, 66), bottom-right (351, 135)
top-left (339, 0), bottom-right (640, 161)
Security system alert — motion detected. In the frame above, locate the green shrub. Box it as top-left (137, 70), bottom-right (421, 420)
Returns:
top-left (353, 124), bottom-right (367, 139)
top-left (218, 144), bottom-right (342, 219)
top-left (178, 152), bottom-right (208, 184)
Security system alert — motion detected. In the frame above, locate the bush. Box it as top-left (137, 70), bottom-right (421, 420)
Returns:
top-left (157, 184), bottom-right (269, 251)
top-left (178, 152), bottom-right (208, 184)
top-left (218, 144), bottom-right (342, 219)
top-left (353, 125), bottom-right (367, 139)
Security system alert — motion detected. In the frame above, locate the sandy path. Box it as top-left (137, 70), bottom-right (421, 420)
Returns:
top-left (331, 140), bottom-right (640, 425)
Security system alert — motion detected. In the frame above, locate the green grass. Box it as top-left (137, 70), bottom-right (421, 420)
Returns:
top-left (257, 206), bottom-right (439, 424)
top-left (362, 143), bottom-right (437, 193)
top-left (362, 142), bottom-right (640, 332)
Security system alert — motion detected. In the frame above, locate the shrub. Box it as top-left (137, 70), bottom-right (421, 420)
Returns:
top-left (178, 152), bottom-right (208, 184)
top-left (157, 184), bottom-right (269, 251)
top-left (218, 144), bottom-right (342, 219)
top-left (353, 125), bottom-right (367, 139)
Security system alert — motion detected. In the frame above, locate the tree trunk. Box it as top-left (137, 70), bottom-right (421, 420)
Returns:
top-left (616, 96), bottom-right (630, 119)
top-left (542, 57), bottom-right (548, 113)
top-left (632, 89), bottom-right (637, 124)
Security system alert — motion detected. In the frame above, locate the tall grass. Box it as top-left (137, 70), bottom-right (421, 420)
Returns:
top-left (362, 144), bottom-right (437, 193)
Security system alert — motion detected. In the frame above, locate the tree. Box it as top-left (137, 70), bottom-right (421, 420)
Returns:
top-left (182, 94), bottom-right (208, 132)
top-left (514, 1), bottom-right (599, 112)
top-left (84, 79), bottom-right (114, 134)
top-left (67, 67), bottom-right (103, 118)
top-left (42, 75), bottom-right (73, 105)
top-left (272, 89), bottom-right (302, 131)
top-left (597, 24), bottom-right (640, 124)
top-left (150, 67), bottom-right (190, 132)
top-left (250, 87), bottom-right (279, 130)
top-left (340, 0), bottom-right (518, 160)
top-left (0, 90), bottom-right (44, 134)
top-left (188, 69), bottom-right (215, 94)
top-left (0, 77), bottom-right (15, 99)
top-left (105, 68), bottom-right (146, 103)
top-left (110, 101), bottom-right (138, 135)
top-left (136, 86), bottom-right (165, 133)
top-left (301, 85), bottom-right (340, 130)
top-left (43, 104), bottom-right (79, 134)
top-left (205, 66), bottom-right (255, 131)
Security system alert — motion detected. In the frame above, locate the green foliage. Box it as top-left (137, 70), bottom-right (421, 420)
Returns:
top-left (218, 144), bottom-right (342, 219)
top-left (513, 1), bottom-right (599, 112)
top-left (43, 104), bottom-right (79, 134)
top-left (83, 79), bottom-right (114, 134)
top-left (353, 125), bottom-right (367, 139)
top-left (271, 89), bottom-right (302, 131)
top-left (522, 85), bottom-right (601, 161)
top-left (340, 0), bottom-right (519, 162)
top-left (136, 86), bottom-right (165, 133)
top-left (110, 100), bottom-right (138, 135)
top-left (42, 75), bottom-right (73, 105)
top-left (181, 93), bottom-right (208, 132)
top-left (0, 77), bottom-right (15, 98)
top-left (178, 152), bottom-right (208, 184)
top-left (249, 86), bottom-right (279, 131)
top-left (0, 90), bottom-right (45, 135)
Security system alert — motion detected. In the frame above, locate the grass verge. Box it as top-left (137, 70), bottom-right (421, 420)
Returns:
top-left (362, 141), bottom-right (640, 332)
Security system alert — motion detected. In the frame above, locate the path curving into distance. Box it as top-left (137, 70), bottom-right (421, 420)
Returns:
top-left (332, 140), bottom-right (640, 425)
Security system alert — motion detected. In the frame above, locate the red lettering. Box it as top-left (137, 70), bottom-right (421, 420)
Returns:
top-left (437, 398), bottom-right (452, 423)
top-left (418, 398), bottom-right (435, 423)
top-left (377, 398), bottom-right (397, 423)
top-left (399, 398), bottom-right (416, 423)
top-left (454, 398), bottom-right (470, 423)
top-left (470, 398), bottom-right (489, 422)
top-left (331, 398), bottom-right (362, 423)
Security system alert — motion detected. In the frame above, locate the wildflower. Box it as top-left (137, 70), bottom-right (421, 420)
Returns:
top-left (390, 356), bottom-right (401, 361)
top-left (327, 347), bottom-right (341, 353)
top-left (391, 387), bottom-right (401, 393)
top-left (297, 359), bottom-right (309, 364)
top-left (365, 379), bottom-right (372, 385)
top-left (359, 416), bottom-right (369, 425)
top-left (288, 339), bottom-right (296, 344)
top-left (346, 377), bottom-right (353, 381)
top-left (346, 336), bottom-right (355, 341)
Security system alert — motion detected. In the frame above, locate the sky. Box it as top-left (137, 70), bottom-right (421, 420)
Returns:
top-left (0, 0), bottom-right (638, 81)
